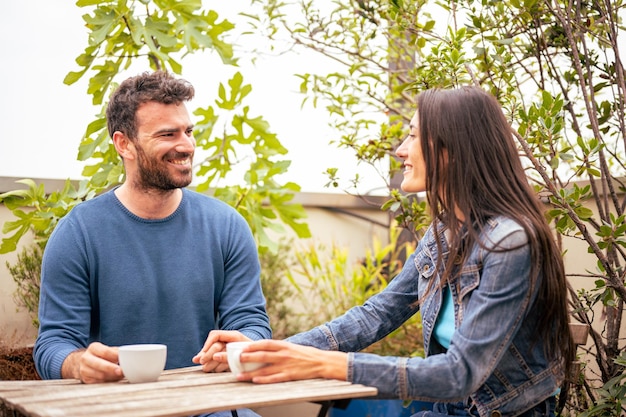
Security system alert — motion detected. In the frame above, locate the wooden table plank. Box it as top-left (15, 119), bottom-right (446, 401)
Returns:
top-left (19, 382), bottom-right (374, 417)
top-left (1, 370), bottom-right (238, 403)
top-left (0, 367), bottom-right (378, 417)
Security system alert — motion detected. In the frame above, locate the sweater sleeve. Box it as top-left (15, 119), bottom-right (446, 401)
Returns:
top-left (213, 209), bottom-right (272, 341)
top-left (34, 215), bottom-right (93, 379)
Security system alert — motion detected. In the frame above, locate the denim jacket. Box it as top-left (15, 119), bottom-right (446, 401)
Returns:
top-left (287, 216), bottom-right (564, 417)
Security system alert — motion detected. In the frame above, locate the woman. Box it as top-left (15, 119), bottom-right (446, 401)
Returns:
top-left (193, 86), bottom-right (574, 417)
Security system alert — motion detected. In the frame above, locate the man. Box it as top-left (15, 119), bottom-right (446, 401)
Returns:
top-left (34, 71), bottom-right (270, 415)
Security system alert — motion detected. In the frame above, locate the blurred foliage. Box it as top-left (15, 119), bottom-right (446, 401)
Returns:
top-left (6, 244), bottom-right (42, 329)
top-left (286, 227), bottom-right (424, 357)
top-left (258, 237), bottom-right (303, 340)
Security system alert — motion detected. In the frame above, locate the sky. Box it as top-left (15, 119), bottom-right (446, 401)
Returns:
top-left (1, 2), bottom-right (96, 180)
top-left (0, 1), bottom-right (387, 195)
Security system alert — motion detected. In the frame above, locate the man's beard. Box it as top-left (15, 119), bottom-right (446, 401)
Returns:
top-left (135, 145), bottom-right (193, 191)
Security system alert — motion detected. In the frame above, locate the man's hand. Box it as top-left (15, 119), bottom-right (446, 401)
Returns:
top-left (192, 330), bottom-right (251, 373)
top-left (62, 342), bottom-right (123, 384)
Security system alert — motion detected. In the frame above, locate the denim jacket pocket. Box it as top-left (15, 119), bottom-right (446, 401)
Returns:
top-left (457, 265), bottom-right (481, 300)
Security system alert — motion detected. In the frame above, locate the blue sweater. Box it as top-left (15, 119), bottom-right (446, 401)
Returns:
top-left (34, 188), bottom-right (271, 380)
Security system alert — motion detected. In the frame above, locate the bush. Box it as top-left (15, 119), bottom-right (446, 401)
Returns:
top-left (285, 227), bottom-right (424, 357)
top-left (6, 244), bottom-right (42, 329)
top-left (259, 238), bottom-right (306, 340)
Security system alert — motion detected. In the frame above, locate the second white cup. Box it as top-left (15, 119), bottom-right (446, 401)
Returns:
top-left (226, 341), bottom-right (266, 374)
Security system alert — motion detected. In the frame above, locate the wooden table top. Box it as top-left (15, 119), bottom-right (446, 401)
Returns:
top-left (0, 366), bottom-right (378, 417)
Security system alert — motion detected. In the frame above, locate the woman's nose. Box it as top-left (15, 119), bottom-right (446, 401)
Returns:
top-left (396, 138), bottom-right (408, 158)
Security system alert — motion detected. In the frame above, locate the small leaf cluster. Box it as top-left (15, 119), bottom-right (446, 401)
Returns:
top-left (0, 180), bottom-right (94, 253)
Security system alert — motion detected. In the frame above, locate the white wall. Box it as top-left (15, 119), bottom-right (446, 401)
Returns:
top-left (0, 208), bottom-right (37, 347)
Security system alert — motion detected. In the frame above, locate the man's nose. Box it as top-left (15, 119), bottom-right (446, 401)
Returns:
top-left (176, 133), bottom-right (196, 151)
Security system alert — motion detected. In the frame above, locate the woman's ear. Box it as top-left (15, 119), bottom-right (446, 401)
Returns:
top-left (112, 131), bottom-right (135, 161)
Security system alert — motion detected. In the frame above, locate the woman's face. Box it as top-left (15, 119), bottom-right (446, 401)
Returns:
top-left (396, 111), bottom-right (427, 193)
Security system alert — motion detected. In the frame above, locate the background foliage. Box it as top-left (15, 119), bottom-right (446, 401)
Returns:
top-left (285, 227), bottom-right (424, 357)
top-left (5, 245), bottom-right (42, 329)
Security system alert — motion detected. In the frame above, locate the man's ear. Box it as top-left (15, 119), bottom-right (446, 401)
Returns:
top-left (112, 131), bottom-right (135, 160)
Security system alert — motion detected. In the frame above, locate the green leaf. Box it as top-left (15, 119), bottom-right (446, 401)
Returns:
top-left (64, 70), bottom-right (88, 85)
top-left (76, 0), bottom-right (107, 6)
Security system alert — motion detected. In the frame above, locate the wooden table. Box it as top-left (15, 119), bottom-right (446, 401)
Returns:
top-left (0, 366), bottom-right (377, 417)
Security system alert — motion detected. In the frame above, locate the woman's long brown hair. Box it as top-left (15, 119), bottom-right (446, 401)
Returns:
top-left (416, 86), bottom-right (574, 387)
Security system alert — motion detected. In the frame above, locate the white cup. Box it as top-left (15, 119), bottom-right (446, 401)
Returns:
top-left (118, 344), bottom-right (167, 383)
top-left (226, 341), bottom-right (266, 374)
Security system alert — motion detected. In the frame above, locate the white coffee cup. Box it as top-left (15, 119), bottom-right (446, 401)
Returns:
top-left (226, 341), bottom-right (266, 374)
top-left (118, 344), bottom-right (167, 383)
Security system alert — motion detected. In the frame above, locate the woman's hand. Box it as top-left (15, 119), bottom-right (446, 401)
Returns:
top-left (193, 330), bottom-right (251, 372)
top-left (212, 339), bottom-right (348, 383)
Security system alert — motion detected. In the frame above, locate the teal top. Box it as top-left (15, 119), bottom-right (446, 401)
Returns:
top-left (434, 284), bottom-right (455, 348)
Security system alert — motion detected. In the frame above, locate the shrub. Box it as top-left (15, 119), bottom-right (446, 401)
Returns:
top-left (6, 244), bottom-right (42, 329)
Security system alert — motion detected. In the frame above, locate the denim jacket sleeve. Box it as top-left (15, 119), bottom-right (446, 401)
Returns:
top-left (289, 220), bottom-right (540, 404)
